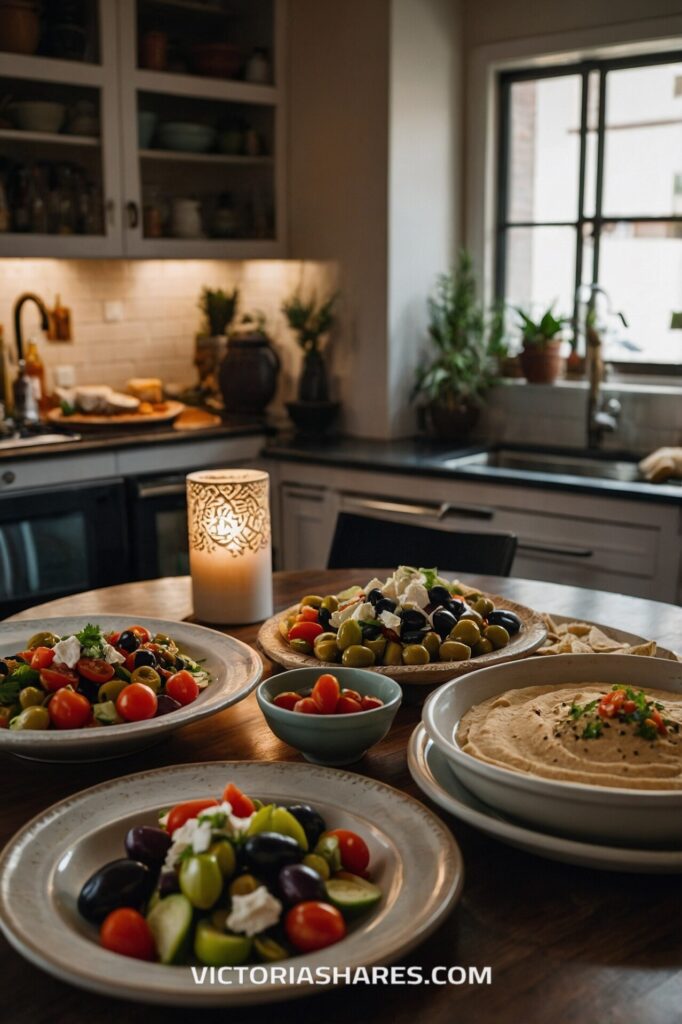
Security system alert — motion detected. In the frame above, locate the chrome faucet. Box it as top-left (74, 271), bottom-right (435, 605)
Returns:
top-left (576, 284), bottom-right (627, 450)
top-left (12, 292), bottom-right (50, 426)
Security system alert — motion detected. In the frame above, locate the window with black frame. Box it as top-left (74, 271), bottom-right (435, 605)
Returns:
top-left (496, 53), bottom-right (682, 370)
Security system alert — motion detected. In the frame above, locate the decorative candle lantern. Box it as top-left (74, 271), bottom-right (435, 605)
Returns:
top-left (186, 469), bottom-right (273, 625)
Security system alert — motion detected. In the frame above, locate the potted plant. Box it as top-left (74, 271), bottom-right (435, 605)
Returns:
top-left (195, 286), bottom-right (239, 391)
top-left (282, 288), bottom-right (340, 434)
top-left (516, 305), bottom-right (567, 384)
top-left (219, 311), bottom-right (280, 417)
top-left (413, 251), bottom-right (505, 441)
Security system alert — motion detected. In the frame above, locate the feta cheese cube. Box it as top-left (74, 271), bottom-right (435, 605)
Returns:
top-left (52, 635), bottom-right (81, 668)
top-left (379, 609), bottom-right (402, 632)
top-left (226, 886), bottom-right (283, 937)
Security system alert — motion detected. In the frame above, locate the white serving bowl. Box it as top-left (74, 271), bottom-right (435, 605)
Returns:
top-left (423, 653), bottom-right (682, 846)
top-left (12, 101), bottom-right (66, 133)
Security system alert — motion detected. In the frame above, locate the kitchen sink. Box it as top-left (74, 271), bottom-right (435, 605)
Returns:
top-left (441, 448), bottom-right (645, 483)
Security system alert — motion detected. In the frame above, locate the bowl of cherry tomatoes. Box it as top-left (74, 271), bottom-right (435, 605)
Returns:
top-left (257, 668), bottom-right (402, 765)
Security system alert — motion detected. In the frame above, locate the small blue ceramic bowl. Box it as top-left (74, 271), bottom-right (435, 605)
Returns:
top-left (257, 667), bottom-right (402, 766)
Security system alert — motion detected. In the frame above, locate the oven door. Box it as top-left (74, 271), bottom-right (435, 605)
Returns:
top-left (127, 474), bottom-right (189, 581)
top-left (0, 479), bottom-right (128, 617)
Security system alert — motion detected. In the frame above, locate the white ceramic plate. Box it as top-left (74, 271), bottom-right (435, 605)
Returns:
top-left (422, 653), bottom-right (682, 846)
top-left (408, 725), bottom-right (682, 874)
top-left (0, 761), bottom-right (464, 1006)
top-left (0, 616), bottom-right (262, 761)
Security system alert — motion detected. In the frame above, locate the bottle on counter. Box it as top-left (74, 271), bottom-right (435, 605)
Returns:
top-left (12, 360), bottom-right (40, 426)
top-left (24, 337), bottom-right (49, 414)
top-left (49, 294), bottom-right (72, 341)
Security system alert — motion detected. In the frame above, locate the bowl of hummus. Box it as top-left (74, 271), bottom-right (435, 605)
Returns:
top-left (422, 653), bottom-right (682, 846)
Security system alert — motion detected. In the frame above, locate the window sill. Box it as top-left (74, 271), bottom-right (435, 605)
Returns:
top-left (499, 377), bottom-right (682, 396)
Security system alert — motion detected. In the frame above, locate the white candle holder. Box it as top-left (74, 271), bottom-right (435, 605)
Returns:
top-left (186, 469), bottom-right (273, 625)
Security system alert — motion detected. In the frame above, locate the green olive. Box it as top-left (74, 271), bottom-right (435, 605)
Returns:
top-left (473, 597), bottom-right (494, 618)
top-left (458, 609), bottom-right (484, 627)
top-left (19, 686), bottom-right (45, 709)
top-left (254, 935), bottom-right (289, 962)
top-left (300, 594), bottom-right (323, 609)
top-left (9, 706), bottom-right (50, 730)
top-left (313, 634), bottom-right (340, 662)
top-left (484, 624), bottom-right (510, 649)
top-left (153, 632), bottom-right (173, 646)
top-left (365, 636), bottom-right (387, 659)
top-left (382, 640), bottom-right (403, 666)
top-left (472, 638), bottom-right (494, 656)
top-left (336, 619), bottom-right (362, 650)
top-left (229, 873), bottom-right (260, 897)
top-left (98, 678), bottom-right (128, 704)
top-left (302, 853), bottom-right (330, 879)
top-left (209, 840), bottom-right (236, 879)
top-left (179, 852), bottom-right (223, 910)
top-left (341, 644), bottom-right (376, 668)
top-left (130, 666), bottom-right (161, 692)
top-left (439, 641), bottom-right (471, 662)
top-left (451, 620), bottom-right (481, 646)
top-left (402, 643), bottom-right (430, 665)
top-left (26, 631), bottom-right (60, 649)
top-left (320, 595), bottom-right (339, 613)
top-left (290, 638), bottom-right (313, 655)
top-left (422, 631), bottom-right (441, 658)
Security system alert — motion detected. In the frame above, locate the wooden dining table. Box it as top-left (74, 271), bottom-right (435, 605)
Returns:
top-left (2, 570), bottom-right (682, 1024)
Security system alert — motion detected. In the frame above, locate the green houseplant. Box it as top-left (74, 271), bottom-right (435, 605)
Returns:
top-left (413, 251), bottom-right (505, 440)
top-left (195, 287), bottom-right (239, 391)
top-left (516, 305), bottom-right (566, 384)
top-left (282, 289), bottom-right (340, 434)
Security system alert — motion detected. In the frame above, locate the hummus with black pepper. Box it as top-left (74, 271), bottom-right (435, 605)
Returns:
top-left (457, 684), bottom-right (682, 790)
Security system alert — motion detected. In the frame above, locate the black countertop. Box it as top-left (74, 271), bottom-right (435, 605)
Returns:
top-left (264, 436), bottom-right (682, 506)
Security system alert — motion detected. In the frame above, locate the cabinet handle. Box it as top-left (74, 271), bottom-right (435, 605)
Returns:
top-left (138, 483), bottom-right (186, 499)
top-left (344, 496), bottom-right (494, 521)
top-left (2, 471), bottom-right (15, 484)
top-left (440, 503), bottom-right (495, 521)
top-left (126, 201), bottom-right (139, 228)
top-left (519, 542), bottom-right (594, 559)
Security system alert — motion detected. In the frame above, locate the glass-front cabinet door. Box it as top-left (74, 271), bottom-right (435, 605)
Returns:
top-left (0, 0), bottom-right (125, 256)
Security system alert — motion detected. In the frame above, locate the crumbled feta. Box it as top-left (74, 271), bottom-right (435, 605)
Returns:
top-left (102, 643), bottom-right (125, 665)
top-left (226, 886), bottom-right (282, 937)
top-left (381, 579), bottom-right (398, 601)
top-left (350, 601), bottom-right (375, 622)
top-left (201, 801), bottom-right (255, 835)
top-left (379, 609), bottom-right (402, 632)
top-left (191, 820), bottom-right (212, 853)
top-left (52, 635), bottom-right (81, 668)
top-left (330, 599), bottom-right (364, 628)
top-left (402, 581), bottom-right (430, 609)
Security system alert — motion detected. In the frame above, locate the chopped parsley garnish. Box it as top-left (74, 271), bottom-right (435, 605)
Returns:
top-left (76, 623), bottom-right (106, 658)
top-left (581, 720), bottom-right (603, 740)
top-left (567, 685), bottom-right (676, 741)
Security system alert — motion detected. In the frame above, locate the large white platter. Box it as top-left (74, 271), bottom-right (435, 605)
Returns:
top-left (0, 616), bottom-right (262, 760)
top-left (408, 724), bottom-right (682, 874)
top-left (0, 760), bottom-right (464, 1006)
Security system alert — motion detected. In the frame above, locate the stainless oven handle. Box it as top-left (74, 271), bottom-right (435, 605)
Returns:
top-left (344, 496), bottom-right (495, 521)
top-left (137, 483), bottom-right (187, 499)
top-left (519, 542), bottom-right (594, 559)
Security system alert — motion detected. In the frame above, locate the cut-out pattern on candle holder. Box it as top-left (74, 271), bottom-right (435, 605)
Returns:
top-left (187, 473), bottom-right (270, 558)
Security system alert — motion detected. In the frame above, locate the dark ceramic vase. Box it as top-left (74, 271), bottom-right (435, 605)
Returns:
top-left (298, 348), bottom-right (329, 402)
top-left (219, 328), bottom-right (280, 416)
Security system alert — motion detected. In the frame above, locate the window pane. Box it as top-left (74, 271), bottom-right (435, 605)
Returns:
top-left (602, 62), bottom-right (682, 217)
top-left (508, 76), bottom-right (581, 223)
top-left (504, 226), bottom-right (577, 318)
top-left (598, 222), bottom-right (682, 363)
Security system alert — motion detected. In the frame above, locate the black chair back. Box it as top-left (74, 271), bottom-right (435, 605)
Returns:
top-left (327, 512), bottom-right (517, 576)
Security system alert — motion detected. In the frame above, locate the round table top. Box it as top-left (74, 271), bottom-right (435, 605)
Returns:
top-left (3, 571), bottom-right (682, 1024)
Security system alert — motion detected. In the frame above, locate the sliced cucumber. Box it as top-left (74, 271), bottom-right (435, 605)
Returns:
top-left (146, 893), bottom-right (193, 965)
top-left (325, 873), bottom-right (382, 917)
top-left (194, 919), bottom-right (252, 967)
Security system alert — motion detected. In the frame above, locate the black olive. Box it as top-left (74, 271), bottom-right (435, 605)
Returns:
top-left (155, 694), bottom-right (182, 716)
top-left (132, 649), bottom-right (156, 669)
top-left (447, 598), bottom-right (466, 620)
top-left (77, 677), bottom-right (100, 703)
top-left (158, 869), bottom-right (180, 897)
top-left (432, 607), bottom-right (458, 639)
top-left (318, 607), bottom-right (332, 630)
top-left (400, 608), bottom-right (428, 631)
top-left (174, 655), bottom-right (186, 671)
top-left (9, 654), bottom-right (27, 663)
top-left (362, 624), bottom-right (382, 641)
top-left (0, 660), bottom-right (9, 676)
top-left (285, 804), bottom-right (327, 847)
top-left (242, 832), bottom-right (302, 877)
top-left (78, 859), bottom-right (154, 923)
top-left (487, 610), bottom-right (522, 635)
top-left (125, 825), bottom-right (172, 868)
top-left (118, 630), bottom-right (140, 653)
top-left (375, 597), bottom-right (397, 614)
top-left (402, 629), bottom-right (428, 645)
top-left (428, 585), bottom-right (452, 606)
top-left (367, 588), bottom-right (384, 606)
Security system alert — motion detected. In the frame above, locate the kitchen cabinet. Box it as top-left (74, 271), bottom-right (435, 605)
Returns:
top-left (268, 460), bottom-right (682, 602)
top-left (0, 0), bottom-right (286, 258)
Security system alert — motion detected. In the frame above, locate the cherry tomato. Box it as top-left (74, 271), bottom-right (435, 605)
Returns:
top-left (40, 665), bottom-right (79, 692)
top-left (0, 707), bottom-right (12, 728)
top-left (311, 673), bottom-right (340, 714)
top-left (296, 607), bottom-right (319, 623)
top-left (273, 691), bottom-right (301, 711)
top-left (166, 798), bottom-right (219, 836)
top-left (285, 901), bottom-right (346, 952)
top-left (116, 682), bottom-right (158, 722)
top-left (294, 697), bottom-right (319, 714)
top-left (77, 658), bottom-right (115, 684)
top-left (340, 688), bottom-right (362, 703)
top-left (128, 625), bottom-right (152, 643)
top-left (16, 650), bottom-right (35, 663)
top-left (100, 908), bottom-right (156, 961)
top-left (222, 782), bottom-right (256, 817)
top-left (288, 622), bottom-right (324, 645)
top-left (326, 828), bottom-right (370, 873)
top-left (48, 688), bottom-right (92, 730)
top-left (623, 699), bottom-right (637, 714)
top-left (609, 690), bottom-right (626, 711)
top-left (335, 696), bottom-right (363, 714)
top-left (30, 646), bottom-right (55, 670)
top-left (360, 696), bottom-right (384, 711)
top-left (105, 631), bottom-right (121, 646)
top-left (651, 709), bottom-right (668, 736)
top-left (165, 670), bottom-right (199, 706)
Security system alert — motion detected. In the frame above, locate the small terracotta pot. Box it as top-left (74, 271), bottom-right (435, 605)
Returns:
top-left (427, 399), bottom-right (480, 441)
top-left (519, 340), bottom-right (563, 384)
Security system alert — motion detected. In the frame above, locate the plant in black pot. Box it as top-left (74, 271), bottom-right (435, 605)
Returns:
top-left (219, 311), bottom-right (281, 418)
top-left (195, 286), bottom-right (239, 394)
top-left (413, 251), bottom-right (505, 441)
top-left (282, 288), bottom-right (340, 435)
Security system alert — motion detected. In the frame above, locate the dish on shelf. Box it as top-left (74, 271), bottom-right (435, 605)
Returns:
top-left (422, 653), bottom-right (682, 845)
top-left (0, 616), bottom-right (261, 760)
top-left (47, 399), bottom-right (185, 431)
top-left (190, 42), bottom-right (241, 79)
top-left (157, 122), bottom-right (216, 153)
top-left (11, 101), bottom-right (66, 133)
top-left (257, 567), bottom-right (547, 685)
top-left (138, 110), bottom-right (158, 148)
top-left (0, 760), bottom-right (463, 1005)
top-left (408, 724), bottom-right (682, 874)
